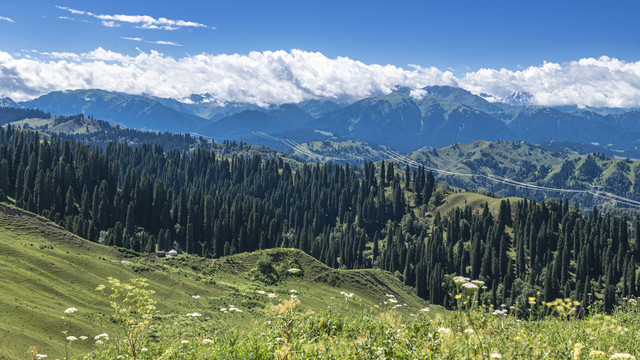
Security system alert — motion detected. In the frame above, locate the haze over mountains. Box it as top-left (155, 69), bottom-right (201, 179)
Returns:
top-left (4, 86), bottom-right (640, 154)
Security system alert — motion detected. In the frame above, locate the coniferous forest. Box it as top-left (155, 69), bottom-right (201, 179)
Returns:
top-left (0, 124), bottom-right (638, 312)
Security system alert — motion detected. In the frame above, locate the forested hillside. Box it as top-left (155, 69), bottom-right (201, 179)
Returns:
top-left (0, 126), bottom-right (638, 312)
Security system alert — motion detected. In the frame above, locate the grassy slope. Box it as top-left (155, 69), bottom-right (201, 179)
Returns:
top-left (0, 203), bottom-right (433, 359)
top-left (436, 192), bottom-right (522, 216)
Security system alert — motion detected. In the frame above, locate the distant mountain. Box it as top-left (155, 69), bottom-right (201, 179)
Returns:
top-left (153, 96), bottom-right (267, 121)
top-left (317, 91), bottom-right (516, 152)
top-left (296, 99), bottom-right (348, 118)
top-left (0, 97), bottom-right (24, 109)
top-left (506, 107), bottom-right (640, 148)
top-left (200, 104), bottom-right (314, 140)
top-left (501, 91), bottom-right (534, 106)
top-left (21, 89), bottom-right (210, 133)
top-left (424, 85), bottom-right (510, 114)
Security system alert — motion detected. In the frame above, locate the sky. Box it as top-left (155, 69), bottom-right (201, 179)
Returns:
top-left (1, 0), bottom-right (640, 106)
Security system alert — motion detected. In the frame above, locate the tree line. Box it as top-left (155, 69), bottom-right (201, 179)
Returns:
top-left (0, 124), bottom-right (638, 311)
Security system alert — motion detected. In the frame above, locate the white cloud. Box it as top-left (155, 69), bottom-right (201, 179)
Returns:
top-left (55, 5), bottom-right (211, 30)
top-left (0, 16), bottom-right (14, 23)
top-left (121, 37), bottom-right (143, 42)
top-left (148, 40), bottom-right (182, 47)
top-left (1, 48), bottom-right (639, 108)
top-left (101, 20), bottom-right (120, 28)
top-left (459, 56), bottom-right (640, 108)
top-left (409, 88), bottom-right (427, 100)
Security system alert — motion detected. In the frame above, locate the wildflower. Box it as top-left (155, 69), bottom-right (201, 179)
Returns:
top-left (421, 307), bottom-right (430, 312)
top-left (64, 307), bottom-right (78, 314)
top-left (609, 354), bottom-right (636, 359)
top-left (79, 336), bottom-right (88, 340)
top-left (192, 295), bottom-right (200, 299)
top-left (490, 353), bottom-right (502, 359)
top-left (385, 294), bottom-right (396, 298)
top-left (202, 339), bottom-right (214, 344)
top-left (290, 294), bottom-right (298, 300)
top-left (453, 276), bottom-right (470, 285)
top-left (528, 297), bottom-right (536, 304)
top-left (275, 337), bottom-right (287, 343)
top-left (141, 348), bottom-right (148, 352)
top-left (267, 293), bottom-right (276, 298)
top-left (437, 327), bottom-right (451, 334)
top-left (220, 308), bottom-right (227, 312)
top-left (590, 350), bottom-right (606, 357)
top-left (181, 340), bottom-right (189, 344)
top-left (257, 290), bottom-right (266, 294)
top-left (95, 340), bottom-right (104, 345)
top-left (471, 280), bottom-right (485, 287)
top-left (35, 355), bottom-right (47, 359)
top-left (455, 294), bottom-right (462, 300)
top-left (290, 289), bottom-right (297, 293)
top-left (573, 343), bottom-right (583, 360)
top-left (186, 312), bottom-right (202, 317)
top-left (287, 268), bottom-right (301, 273)
top-left (66, 336), bottom-right (78, 342)
top-left (94, 333), bottom-right (109, 340)
top-left (464, 328), bottom-right (475, 334)
top-left (388, 298), bottom-right (398, 303)
top-left (462, 282), bottom-right (479, 290)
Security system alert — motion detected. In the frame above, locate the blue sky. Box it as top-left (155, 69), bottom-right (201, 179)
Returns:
top-left (2, 0), bottom-right (638, 70)
top-left (1, 0), bottom-right (640, 106)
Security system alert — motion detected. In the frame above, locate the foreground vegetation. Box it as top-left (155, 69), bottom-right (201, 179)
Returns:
top-left (32, 276), bottom-right (640, 359)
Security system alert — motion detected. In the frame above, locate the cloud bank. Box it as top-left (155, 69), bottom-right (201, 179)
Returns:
top-left (1, 48), bottom-right (639, 108)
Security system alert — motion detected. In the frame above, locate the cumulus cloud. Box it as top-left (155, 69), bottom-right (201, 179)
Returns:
top-left (459, 56), bottom-right (640, 108)
top-left (0, 16), bottom-right (14, 23)
top-left (55, 5), bottom-right (211, 30)
top-left (0, 48), bottom-right (639, 108)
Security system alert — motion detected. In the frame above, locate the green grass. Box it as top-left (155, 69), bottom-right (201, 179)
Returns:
top-left (0, 203), bottom-right (432, 359)
top-left (436, 191), bottom-right (521, 216)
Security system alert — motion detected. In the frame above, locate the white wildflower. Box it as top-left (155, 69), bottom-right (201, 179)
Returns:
top-left (79, 336), bottom-right (88, 340)
top-left (64, 307), bottom-right (78, 314)
top-left (181, 340), bottom-right (189, 344)
top-left (437, 327), bottom-right (451, 334)
top-left (35, 355), bottom-right (47, 359)
top-left (66, 336), bottom-right (78, 342)
top-left (471, 280), bottom-right (485, 287)
top-left (491, 353), bottom-right (502, 359)
top-left (609, 354), bottom-right (635, 359)
top-left (257, 290), bottom-right (266, 294)
top-left (202, 339), bottom-right (214, 344)
top-left (287, 268), bottom-right (301, 273)
top-left (388, 298), bottom-right (398, 303)
top-left (462, 282), bottom-right (479, 290)
top-left (94, 333), bottom-right (109, 340)
top-left (453, 276), bottom-right (470, 285)
top-left (421, 307), bottom-right (430, 312)
top-left (192, 295), bottom-right (200, 299)
top-left (267, 293), bottom-right (276, 298)
top-left (290, 289), bottom-right (297, 293)
top-left (186, 312), bottom-right (202, 317)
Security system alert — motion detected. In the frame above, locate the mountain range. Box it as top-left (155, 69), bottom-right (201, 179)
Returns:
top-left (5, 86), bottom-right (640, 154)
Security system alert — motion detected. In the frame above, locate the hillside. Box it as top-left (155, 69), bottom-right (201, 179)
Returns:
top-left (406, 140), bottom-right (640, 208)
top-left (0, 203), bottom-right (430, 359)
